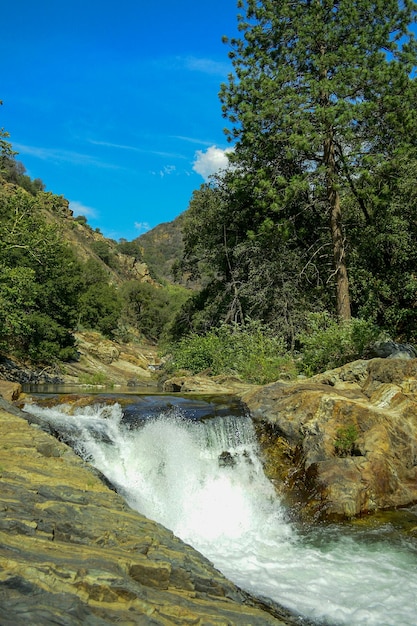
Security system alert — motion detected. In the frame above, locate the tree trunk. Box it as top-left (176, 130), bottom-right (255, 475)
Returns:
top-left (324, 134), bottom-right (352, 321)
top-left (319, 38), bottom-right (352, 322)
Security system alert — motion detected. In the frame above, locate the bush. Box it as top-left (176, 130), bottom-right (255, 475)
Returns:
top-left (25, 313), bottom-right (78, 364)
top-left (297, 312), bottom-right (381, 376)
top-left (164, 321), bottom-right (296, 384)
top-left (78, 283), bottom-right (123, 338)
top-left (334, 424), bottom-right (358, 457)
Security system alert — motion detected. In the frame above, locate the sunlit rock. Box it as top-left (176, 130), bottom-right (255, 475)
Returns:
top-left (0, 401), bottom-right (301, 625)
top-left (243, 358), bottom-right (417, 520)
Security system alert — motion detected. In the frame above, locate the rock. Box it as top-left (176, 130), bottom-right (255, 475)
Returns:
top-left (0, 380), bottom-right (21, 402)
top-left (115, 254), bottom-right (154, 283)
top-left (242, 358), bottom-right (417, 520)
top-left (0, 333), bottom-right (160, 388)
top-left (163, 374), bottom-right (255, 395)
top-left (0, 355), bottom-right (61, 385)
top-left (0, 402), bottom-right (301, 625)
top-left (60, 332), bottom-right (160, 388)
top-left (369, 340), bottom-right (417, 359)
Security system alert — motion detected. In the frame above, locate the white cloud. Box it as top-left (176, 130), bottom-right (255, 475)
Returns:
top-left (134, 221), bottom-right (151, 233)
top-left (184, 56), bottom-right (231, 76)
top-left (89, 139), bottom-right (186, 160)
top-left (69, 200), bottom-right (97, 218)
top-left (192, 146), bottom-right (233, 181)
top-left (160, 165), bottom-right (176, 177)
top-left (13, 143), bottom-right (119, 170)
top-left (153, 55), bottom-right (230, 77)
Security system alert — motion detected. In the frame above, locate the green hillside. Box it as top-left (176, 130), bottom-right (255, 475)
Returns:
top-left (0, 143), bottom-right (190, 365)
top-left (135, 214), bottom-right (185, 283)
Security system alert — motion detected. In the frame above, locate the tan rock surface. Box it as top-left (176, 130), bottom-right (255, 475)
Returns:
top-left (0, 380), bottom-right (21, 401)
top-left (243, 359), bottom-right (417, 520)
top-left (163, 374), bottom-right (255, 395)
top-left (0, 404), bottom-right (300, 625)
top-left (60, 332), bottom-right (160, 388)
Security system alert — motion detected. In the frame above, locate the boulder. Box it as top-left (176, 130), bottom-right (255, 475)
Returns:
top-left (242, 358), bottom-right (417, 520)
top-left (0, 402), bottom-right (301, 625)
top-left (163, 374), bottom-right (254, 395)
top-left (369, 340), bottom-right (417, 359)
top-left (0, 380), bottom-right (21, 402)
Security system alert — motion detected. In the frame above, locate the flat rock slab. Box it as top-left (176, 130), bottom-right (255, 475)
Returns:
top-left (0, 406), bottom-right (299, 625)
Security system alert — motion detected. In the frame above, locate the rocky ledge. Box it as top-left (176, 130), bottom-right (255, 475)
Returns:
top-left (243, 358), bottom-right (417, 520)
top-left (0, 332), bottom-right (160, 388)
top-left (0, 392), bottom-right (301, 625)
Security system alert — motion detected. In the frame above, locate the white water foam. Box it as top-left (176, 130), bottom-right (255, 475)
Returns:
top-left (25, 401), bottom-right (417, 626)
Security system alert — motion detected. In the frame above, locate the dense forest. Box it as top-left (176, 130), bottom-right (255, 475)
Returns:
top-left (1, 0), bottom-right (417, 382)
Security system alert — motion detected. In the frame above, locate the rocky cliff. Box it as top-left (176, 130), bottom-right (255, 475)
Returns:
top-left (243, 358), bottom-right (417, 520)
top-left (0, 389), bottom-right (301, 626)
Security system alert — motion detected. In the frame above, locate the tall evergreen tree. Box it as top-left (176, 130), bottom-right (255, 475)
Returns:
top-left (220, 0), bottom-right (416, 321)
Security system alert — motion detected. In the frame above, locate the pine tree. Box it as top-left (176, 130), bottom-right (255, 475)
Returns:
top-left (220, 0), bottom-right (417, 321)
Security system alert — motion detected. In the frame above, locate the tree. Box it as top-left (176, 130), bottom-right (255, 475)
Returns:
top-left (179, 175), bottom-right (322, 345)
top-left (220, 0), bottom-right (417, 321)
top-left (347, 149), bottom-right (417, 339)
top-left (0, 101), bottom-right (18, 172)
top-left (0, 186), bottom-right (82, 362)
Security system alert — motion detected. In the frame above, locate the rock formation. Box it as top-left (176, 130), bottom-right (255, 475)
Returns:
top-left (243, 358), bottom-right (417, 520)
top-left (0, 396), bottom-right (301, 625)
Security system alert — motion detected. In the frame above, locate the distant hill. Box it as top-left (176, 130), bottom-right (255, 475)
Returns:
top-left (135, 213), bottom-right (185, 283)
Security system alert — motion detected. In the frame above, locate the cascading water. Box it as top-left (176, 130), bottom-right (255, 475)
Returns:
top-left (25, 398), bottom-right (417, 626)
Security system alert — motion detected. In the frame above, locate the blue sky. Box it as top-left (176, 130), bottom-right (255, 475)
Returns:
top-left (1, 1), bottom-right (239, 241)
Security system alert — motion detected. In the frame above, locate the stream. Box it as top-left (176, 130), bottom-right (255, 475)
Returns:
top-left (24, 394), bottom-right (417, 626)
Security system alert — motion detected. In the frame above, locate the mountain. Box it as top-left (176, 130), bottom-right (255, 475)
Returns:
top-left (135, 213), bottom-right (185, 283)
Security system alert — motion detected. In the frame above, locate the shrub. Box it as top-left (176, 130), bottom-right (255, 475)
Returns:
top-left (164, 321), bottom-right (296, 384)
top-left (334, 425), bottom-right (358, 457)
top-left (79, 372), bottom-right (109, 386)
top-left (297, 312), bottom-right (381, 376)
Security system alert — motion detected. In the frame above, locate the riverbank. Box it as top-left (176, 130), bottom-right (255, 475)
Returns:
top-left (0, 393), bottom-right (304, 625)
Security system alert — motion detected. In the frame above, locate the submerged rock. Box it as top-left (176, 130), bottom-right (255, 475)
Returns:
top-left (0, 399), bottom-right (302, 625)
top-left (243, 358), bottom-right (417, 520)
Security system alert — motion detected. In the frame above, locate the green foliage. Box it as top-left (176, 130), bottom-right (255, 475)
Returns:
top-left (217, 0), bottom-right (417, 321)
top-left (348, 151), bottom-right (417, 341)
top-left (297, 313), bottom-right (381, 376)
top-left (74, 215), bottom-right (88, 226)
top-left (91, 240), bottom-right (116, 268)
top-left (136, 215), bottom-right (185, 282)
top-left (334, 425), bottom-right (358, 457)
top-left (179, 178), bottom-right (326, 345)
top-left (116, 239), bottom-right (142, 260)
top-left (79, 371), bottom-right (109, 386)
top-left (1, 157), bottom-right (45, 195)
top-left (25, 312), bottom-right (77, 363)
top-left (120, 281), bottom-right (190, 343)
top-left (78, 283), bottom-right (123, 338)
top-left (164, 321), bottom-right (296, 384)
top-left (0, 186), bottom-right (83, 363)
top-left (0, 121), bottom-right (17, 172)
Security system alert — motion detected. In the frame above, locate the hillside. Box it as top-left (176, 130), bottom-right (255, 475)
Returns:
top-left (0, 162), bottom-right (191, 375)
top-left (136, 213), bottom-right (185, 283)
top-left (36, 188), bottom-right (155, 286)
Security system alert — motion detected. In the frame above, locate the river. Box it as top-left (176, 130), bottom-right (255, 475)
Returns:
top-left (24, 394), bottom-right (417, 626)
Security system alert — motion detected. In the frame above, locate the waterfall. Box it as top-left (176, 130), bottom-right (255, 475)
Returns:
top-left (25, 398), bottom-right (417, 626)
